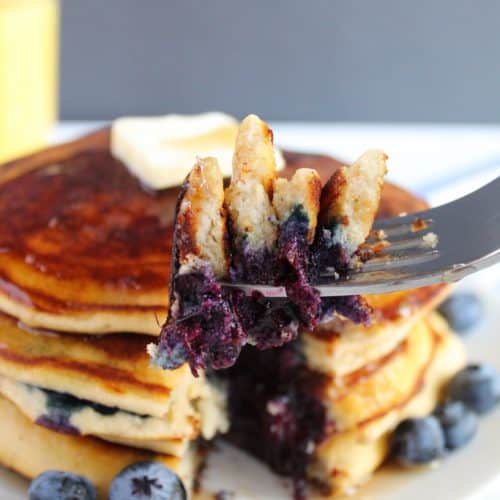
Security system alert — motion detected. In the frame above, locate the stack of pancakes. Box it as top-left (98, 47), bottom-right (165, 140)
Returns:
top-left (0, 130), bottom-right (229, 498)
top-left (301, 163), bottom-right (466, 496)
top-left (225, 154), bottom-right (466, 497)
top-left (0, 128), bottom-right (466, 498)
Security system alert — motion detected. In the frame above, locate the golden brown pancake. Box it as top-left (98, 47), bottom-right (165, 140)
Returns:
top-left (0, 132), bottom-right (464, 499)
top-left (0, 130), bottom-right (426, 335)
top-left (309, 314), bottom-right (466, 497)
top-left (0, 313), bottom-right (228, 458)
top-left (302, 284), bottom-right (451, 377)
top-left (320, 317), bottom-right (439, 432)
top-left (0, 311), bottom-right (190, 416)
top-left (0, 394), bottom-right (197, 499)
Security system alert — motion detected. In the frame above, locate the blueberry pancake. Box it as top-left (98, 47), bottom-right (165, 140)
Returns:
top-left (309, 313), bottom-right (465, 495)
top-left (0, 124), bottom-right (469, 500)
top-left (0, 132), bottom-right (176, 335)
top-left (153, 115), bottom-right (385, 375)
top-left (0, 394), bottom-right (198, 499)
top-left (0, 312), bottom-right (228, 456)
top-left (273, 169), bottom-right (323, 327)
top-left (224, 155), bottom-right (466, 498)
top-left (316, 149), bottom-right (388, 266)
top-left (225, 114), bottom-right (279, 282)
top-left (149, 157), bottom-right (245, 375)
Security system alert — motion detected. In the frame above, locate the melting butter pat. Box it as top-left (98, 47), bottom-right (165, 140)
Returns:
top-left (111, 112), bottom-right (285, 190)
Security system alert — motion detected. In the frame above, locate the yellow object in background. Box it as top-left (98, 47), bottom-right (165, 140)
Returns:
top-left (0, 0), bottom-right (58, 163)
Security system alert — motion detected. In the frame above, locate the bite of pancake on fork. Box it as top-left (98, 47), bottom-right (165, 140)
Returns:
top-left (150, 114), bottom-right (388, 375)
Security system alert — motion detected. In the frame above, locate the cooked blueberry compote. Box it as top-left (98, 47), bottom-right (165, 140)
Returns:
top-left (29, 470), bottom-right (96, 500)
top-left (109, 461), bottom-right (186, 500)
top-left (154, 265), bottom-right (245, 376)
top-left (276, 206), bottom-right (322, 329)
top-left (224, 341), bottom-right (331, 500)
top-left (229, 237), bottom-right (276, 285)
top-left (312, 219), bottom-right (351, 275)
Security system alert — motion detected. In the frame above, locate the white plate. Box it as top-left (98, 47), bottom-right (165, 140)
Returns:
top-left (3, 126), bottom-right (499, 499)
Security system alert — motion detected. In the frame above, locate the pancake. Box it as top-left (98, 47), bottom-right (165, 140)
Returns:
top-left (320, 316), bottom-right (439, 432)
top-left (0, 312), bottom-right (201, 417)
top-left (0, 312), bottom-right (228, 454)
top-left (0, 376), bottom-right (225, 456)
top-left (0, 130), bottom-right (423, 335)
top-left (0, 394), bottom-right (197, 499)
top-left (0, 128), bottom-right (461, 499)
top-left (309, 313), bottom-right (466, 497)
top-left (302, 284), bottom-right (451, 377)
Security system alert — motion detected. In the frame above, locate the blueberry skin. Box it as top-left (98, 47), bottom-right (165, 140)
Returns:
top-left (438, 293), bottom-right (483, 334)
top-left (109, 461), bottom-right (186, 500)
top-left (434, 400), bottom-right (478, 450)
top-left (446, 364), bottom-right (500, 414)
top-left (391, 416), bottom-right (445, 465)
top-left (28, 470), bottom-right (96, 500)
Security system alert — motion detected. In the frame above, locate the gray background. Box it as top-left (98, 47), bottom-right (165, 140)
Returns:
top-left (60, 0), bottom-right (500, 122)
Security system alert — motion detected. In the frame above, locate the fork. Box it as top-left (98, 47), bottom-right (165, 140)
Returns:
top-left (223, 176), bottom-right (500, 297)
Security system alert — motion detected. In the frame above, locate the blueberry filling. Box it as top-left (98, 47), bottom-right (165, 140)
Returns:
top-left (224, 341), bottom-right (330, 500)
top-left (232, 293), bottom-right (299, 350)
top-left (276, 207), bottom-right (371, 328)
top-left (311, 219), bottom-right (351, 275)
top-left (229, 239), bottom-right (276, 285)
top-left (154, 265), bottom-right (246, 377)
top-left (155, 195), bottom-right (371, 374)
top-left (27, 385), bottom-right (140, 435)
top-left (277, 207), bottom-right (321, 329)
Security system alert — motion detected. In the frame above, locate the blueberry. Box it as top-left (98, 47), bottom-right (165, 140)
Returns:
top-left (109, 461), bottom-right (186, 500)
top-left (28, 470), bottom-right (96, 500)
top-left (446, 364), bottom-right (500, 414)
top-left (438, 293), bottom-right (483, 333)
top-left (390, 416), bottom-right (445, 465)
top-left (434, 401), bottom-right (478, 450)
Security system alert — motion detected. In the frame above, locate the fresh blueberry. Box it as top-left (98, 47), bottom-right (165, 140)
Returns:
top-left (109, 461), bottom-right (186, 500)
top-left (390, 416), bottom-right (445, 465)
top-left (434, 400), bottom-right (478, 450)
top-left (438, 293), bottom-right (483, 334)
top-left (446, 364), bottom-right (500, 414)
top-left (28, 470), bottom-right (96, 500)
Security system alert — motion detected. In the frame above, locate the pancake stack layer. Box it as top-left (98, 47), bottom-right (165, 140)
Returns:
top-left (0, 130), bottom-right (229, 498)
top-left (0, 128), bottom-right (466, 498)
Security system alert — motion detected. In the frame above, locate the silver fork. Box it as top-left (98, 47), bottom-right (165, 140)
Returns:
top-left (223, 176), bottom-right (500, 297)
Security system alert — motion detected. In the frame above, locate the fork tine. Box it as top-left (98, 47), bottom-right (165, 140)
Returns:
top-left (222, 177), bottom-right (500, 297)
